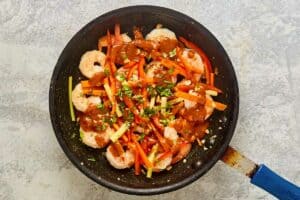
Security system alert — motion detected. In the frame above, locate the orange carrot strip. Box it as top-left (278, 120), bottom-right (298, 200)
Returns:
top-left (81, 80), bottom-right (91, 88)
top-left (127, 130), bottom-right (132, 142)
top-left (113, 124), bottom-right (120, 130)
top-left (142, 87), bottom-right (148, 107)
top-left (92, 89), bottom-right (106, 96)
top-left (160, 58), bottom-right (188, 77)
top-left (214, 102), bottom-right (227, 111)
top-left (156, 151), bottom-right (172, 162)
top-left (127, 64), bottom-right (138, 80)
top-left (123, 96), bottom-right (134, 109)
top-left (175, 84), bottom-right (194, 92)
top-left (132, 135), bottom-right (153, 168)
top-left (110, 61), bottom-right (117, 75)
top-left (171, 101), bottom-right (184, 115)
top-left (149, 123), bottom-right (170, 151)
top-left (109, 76), bottom-right (116, 94)
top-left (174, 91), bottom-right (205, 104)
top-left (151, 117), bottom-right (164, 131)
top-left (114, 24), bottom-right (122, 45)
top-left (138, 57), bottom-right (146, 80)
top-left (121, 134), bottom-right (128, 143)
top-left (134, 148), bottom-right (141, 175)
top-left (82, 88), bottom-right (92, 95)
top-left (210, 73), bottom-right (215, 86)
top-left (106, 30), bottom-right (112, 60)
top-left (123, 61), bottom-right (137, 69)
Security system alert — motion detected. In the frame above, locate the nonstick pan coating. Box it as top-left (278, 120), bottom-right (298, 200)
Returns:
top-left (49, 5), bottom-right (239, 195)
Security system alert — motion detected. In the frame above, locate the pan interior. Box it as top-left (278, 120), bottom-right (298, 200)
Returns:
top-left (49, 6), bottom-right (239, 195)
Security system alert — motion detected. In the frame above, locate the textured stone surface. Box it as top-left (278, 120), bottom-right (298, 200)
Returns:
top-left (0, 1), bottom-right (299, 199)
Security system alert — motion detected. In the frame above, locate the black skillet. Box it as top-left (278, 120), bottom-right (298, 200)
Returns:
top-left (49, 6), bottom-right (300, 198)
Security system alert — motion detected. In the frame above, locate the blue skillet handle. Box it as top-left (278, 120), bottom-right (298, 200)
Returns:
top-left (251, 164), bottom-right (300, 200)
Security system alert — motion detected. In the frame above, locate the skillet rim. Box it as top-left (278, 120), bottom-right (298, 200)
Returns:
top-left (49, 5), bottom-right (239, 195)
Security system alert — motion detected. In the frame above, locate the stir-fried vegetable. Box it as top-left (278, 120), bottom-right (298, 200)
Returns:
top-left (68, 76), bottom-right (75, 121)
top-left (110, 122), bottom-right (130, 142)
top-left (146, 144), bottom-right (158, 178)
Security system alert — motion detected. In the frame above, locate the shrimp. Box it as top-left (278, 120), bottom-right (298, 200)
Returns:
top-left (117, 66), bottom-right (138, 81)
top-left (146, 61), bottom-right (177, 83)
top-left (146, 28), bottom-right (177, 41)
top-left (184, 90), bottom-right (198, 109)
top-left (183, 89), bottom-right (215, 119)
top-left (120, 34), bottom-right (132, 43)
top-left (153, 152), bottom-right (172, 172)
top-left (181, 48), bottom-right (204, 81)
top-left (99, 33), bottom-right (132, 47)
top-left (79, 50), bottom-right (106, 78)
top-left (171, 141), bottom-right (192, 164)
top-left (106, 144), bottom-right (135, 169)
top-left (80, 126), bottom-right (112, 148)
top-left (164, 126), bottom-right (178, 144)
top-left (72, 83), bottom-right (101, 112)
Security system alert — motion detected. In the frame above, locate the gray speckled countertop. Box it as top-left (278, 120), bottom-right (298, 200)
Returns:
top-left (0, 1), bottom-right (299, 200)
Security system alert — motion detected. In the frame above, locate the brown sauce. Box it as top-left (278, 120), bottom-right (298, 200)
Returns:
top-left (95, 135), bottom-right (106, 147)
top-left (158, 39), bottom-right (178, 53)
top-left (89, 72), bottom-right (105, 86)
top-left (182, 104), bottom-right (206, 122)
top-left (79, 106), bottom-right (105, 132)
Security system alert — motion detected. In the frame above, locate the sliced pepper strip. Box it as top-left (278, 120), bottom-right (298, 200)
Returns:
top-left (149, 123), bottom-right (170, 151)
top-left (138, 57), bottom-right (147, 83)
top-left (132, 134), bottom-right (153, 168)
top-left (114, 24), bottom-right (122, 45)
top-left (134, 148), bottom-right (141, 175)
top-left (214, 101), bottom-right (227, 111)
top-left (174, 91), bottom-right (205, 104)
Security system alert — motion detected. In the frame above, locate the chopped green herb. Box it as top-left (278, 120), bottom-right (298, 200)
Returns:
top-left (117, 84), bottom-right (133, 98)
top-left (96, 124), bottom-right (107, 131)
top-left (104, 115), bottom-right (117, 125)
top-left (119, 102), bottom-right (126, 112)
top-left (168, 67), bottom-right (175, 74)
top-left (143, 107), bottom-right (156, 117)
top-left (124, 110), bottom-right (134, 123)
top-left (87, 158), bottom-right (96, 162)
top-left (117, 89), bottom-right (122, 97)
top-left (160, 119), bottom-right (169, 126)
top-left (138, 133), bottom-right (145, 141)
top-left (97, 103), bottom-right (104, 110)
top-left (156, 82), bottom-right (175, 97)
top-left (147, 86), bottom-right (157, 97)
top-left (169, 48), bottom-right (176, 57)
top-left (156, 86), bottom-right (172, 97)
top-left (116, 73), bottom-right (126, 82)
top-left (166, 102), bottom-right (172, 110)
top-left (160, 115), bottom-right (175, 127)
top-left (104, 68), bottom-right (110, 76)
top-left (79, 130), bottom-right (84, 141)
top-left (146, 55), bottom-right (152, 62)
top-left (133, 95), bottom-right (144, 103)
